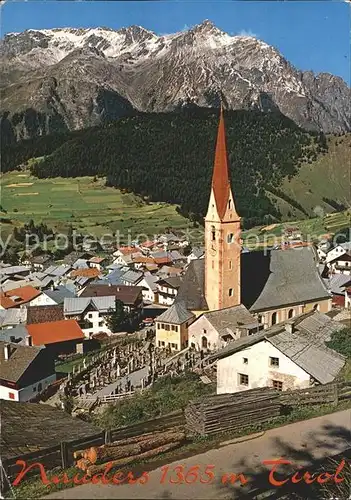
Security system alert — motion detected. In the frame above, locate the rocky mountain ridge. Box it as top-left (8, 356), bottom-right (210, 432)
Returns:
top-left (1, 20), bottom-right (350, 141)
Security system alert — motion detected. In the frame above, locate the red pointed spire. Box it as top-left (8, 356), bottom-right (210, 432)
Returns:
top-left (211, 104), bottom-right (231, 220)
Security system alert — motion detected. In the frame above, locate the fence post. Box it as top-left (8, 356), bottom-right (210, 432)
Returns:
top-left (333, 384), bottom-right (339, 407)
top-left (104, 430), bottom-right (112, 444)
top-left (60, 441), bottom-right (70, 469)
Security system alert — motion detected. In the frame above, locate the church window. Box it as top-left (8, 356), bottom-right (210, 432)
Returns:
top-left (258, 315), bottom-right (263, 323)
top-left (228, 199), bottom-right (231, 209)
top-left (271, 312), bottom-right (277, 325)
top-left (201, 336), bottom-right (208, 349)
top-left (243, 357), bottom-right (248, 364)
top-left (229, 260), bottom-right (232, 270)
top-left (211, 226), bottom-right (216, 241)
top-left (313, 304), bottom-right (319, 311)
top-left (212, 260), bottom-right (214, 269)
top-left (203, 329), bottom-right (207, 334)
top-left (227, 233), bottom-right (234, 244)
top-left (229, 288), bottom-right (233, 297)
top-left (288, 309), bottom-right (294, 319)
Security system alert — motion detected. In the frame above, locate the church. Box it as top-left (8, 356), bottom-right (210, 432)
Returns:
top-left (156, 108), bottom-right (332, 351)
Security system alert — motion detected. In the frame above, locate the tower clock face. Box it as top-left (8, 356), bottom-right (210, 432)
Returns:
top-left (210, 244), bottom-right (217, 256)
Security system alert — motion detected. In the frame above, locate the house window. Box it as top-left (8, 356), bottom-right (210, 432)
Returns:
top-left (272, 380), bottom-right (283, 391)
top-left (238, 373), bottom-right (249, 386)
top-left (203, 329), bottom-right (207, 334)
top-left (227, 233), bottom-right (234, 244)
top-left (270, 357), bottom-right (279, 367)
top-left (243, 357), bottom-right (248, 365)
top-left (165, 324), bottom-right (170, 331)
top-left (9, 392), bottom-right (15, 400)
top-left (229, 260), bottom-right (232, 270)
top-left (201, 336), bottom-right (208, 349)
top-left (161, 323), bottom-right (165, 329)
top-left (229, 288), bottom-right (233, 297)
top-left (211, 226), bottom-right (216, 241)
top-left (288, 309), bottom-right (294, 319)
top-left (271, 312), bottom-right (277, 325)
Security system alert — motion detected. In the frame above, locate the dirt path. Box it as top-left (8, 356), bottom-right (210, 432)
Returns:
top-left (45, 409), bottom-right (350, 499)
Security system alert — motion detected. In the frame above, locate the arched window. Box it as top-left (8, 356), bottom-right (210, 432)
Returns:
top-left (288, 309), bottom-right (294, 319)
top-left (228, 199), bottom-right (231, 209)
top-left (211, 226), bottom-right (216, 241)
top-left (271, 312), bottom-right (277, 325)
top-left (313, 304), bottom-right (319, 311)
top-left (202, 336), bottom-right (208, 349)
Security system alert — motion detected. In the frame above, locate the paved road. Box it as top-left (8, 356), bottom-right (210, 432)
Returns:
top-left (45, 410), bottom-right (350, 499)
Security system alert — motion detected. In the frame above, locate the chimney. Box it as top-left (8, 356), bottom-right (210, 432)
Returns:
top-left (4, 344), bottom-right (10, 360)
top-left (25, 335), bottom-right (32, 347)
top-left (285, 321), bottom-right (294, 334)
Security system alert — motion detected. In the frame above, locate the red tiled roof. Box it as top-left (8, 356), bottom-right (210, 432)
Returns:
top-left (70, 268), bottom-right (101, 278)
top-left (88, 257), bottom-right (105, 264)
top-left (0, 286), bottom-right (41, 309)
top-left (119, 247), bottom-right (136, 255)
top-left (132, 256), bottom-right (155, 264)
top-left (26, 319), bottom-right (84, 345)
top-left (154, 257), bottom-right (173, 265)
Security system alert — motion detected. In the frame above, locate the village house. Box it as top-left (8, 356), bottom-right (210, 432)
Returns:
top-left (323, 274), bottom-right (351, 308)
top-left (121, 269), bottom-right (143, 286)
top-left (29, 285), bottom-right (75, 307)
top-left (79, 284), bottom-right (143, 324)
top-left (188, 304), bottom-right (260, 351)
top-left (0, 286), bottom-right (42, 310)
top-left (26, 305), bottom-right (65, 325)
top-left (21, 254), bottom-right (52, 271)
top-left (87, 256), bottom-right (106, 271)
top-left (62, 251), bottom-right (94, 267)
top-left (325, 242), bottom-right (351, 264)
top-left (155, 302), bottom-right (196, 351)
top-left (187, 246), bottom-right (205, 264)
top-left (211, 311), bottom-right (346, 394)
top-left (0, 308), bottom-right (27, 329)
top-left (138, 274), bottom-right (159, 304)
top-left (64, 297), bottom-right (116, 338)
top-left (25, 319), bottom-right (85, 356)
top-left (0, 341), bottom-right (56, 402)
top-left (328, 252), bottom-right (351, 276)
top-left (157, 277), bottom-right (181, 306)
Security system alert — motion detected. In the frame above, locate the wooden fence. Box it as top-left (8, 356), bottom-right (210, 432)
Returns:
top-left (2, 410), bottom-right (184, 485)
top-left (2, 381), bottom-right (350, 489)
top-left (185, 381), bottom-right (351, 437)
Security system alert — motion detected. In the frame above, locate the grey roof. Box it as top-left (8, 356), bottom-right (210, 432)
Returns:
top-left (141, 274), bottom-right (159, 292)
top-left (323, 274), bottom-right (351, 295)
top-left (0, 278), bottom-right (42, 292)
top-left (0, 308), bottom-right (27, 328)
top-left (0, 341), bottom-right (43, 383)
top-left (158, 276), bottom-right (182, 289)
top-left (269, 331), bottom-right (345, 384)
top-left (175, 259), bottom-right (208, 311)
top-left (178, 247), bottom-right (331, 313)
top-left (45, 286), bottom-right (76, 304)
top-left (1, 266), bottom-right (30, 276)
top-left (242, 247), bottom-right (330, 311)
top-left (1, 400), bottom-right (99, 460)
top-left (121, 269), bottom-right (143, 284)
top-left (203, 305), bottom-right (259, 337)
top-left (45, 265), bottom-right (72, 277)
top-left (0, 325), bottom-right (29, 343)
top-left (210, 310), bottom-right (346, 384)
top-left (64, 296), bottom-right (115, 315)
top-left (157, 301), bottom-right (195, 325)
top-left (190, 247), bottom-right (205, 259)
top-left (170, 250), bottom-right (183, 261)
top-left (150, 250), bottom-right (168, 259)
top-left (73, 259), bottom-right (89, 269)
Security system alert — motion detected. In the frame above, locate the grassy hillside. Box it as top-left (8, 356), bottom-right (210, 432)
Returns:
top-left (0, 172), bottom-right (194, 241)
top-left (278, 134), bottom-right (350, 218)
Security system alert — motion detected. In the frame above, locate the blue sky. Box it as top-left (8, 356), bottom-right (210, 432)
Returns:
top-left (2, 1), bottom-right (350, 83)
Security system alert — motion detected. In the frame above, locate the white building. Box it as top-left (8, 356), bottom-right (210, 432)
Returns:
top-left (0, 341), bottom-right (56, 402)
top-left (157, 277), bottom-right (181, 306)
top-left (188, 305), bottom-right (259, 352)
top-left (138, 275), bottom-right (159, 304)
top-left (64, 296), bottom-right (116, 338)
top-left (211, 311), bottom-right (346, 395)
top-left (325, 242), bottom-right (351, 264)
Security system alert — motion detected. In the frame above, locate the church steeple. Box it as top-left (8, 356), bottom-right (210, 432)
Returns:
top-left (204, 106), bottom-right (241, 311)
top-left (210, 105), bottom-right (239, 221)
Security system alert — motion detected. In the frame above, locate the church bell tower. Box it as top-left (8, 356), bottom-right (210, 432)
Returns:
top-left (204, 106), bottom-right (241, 311)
